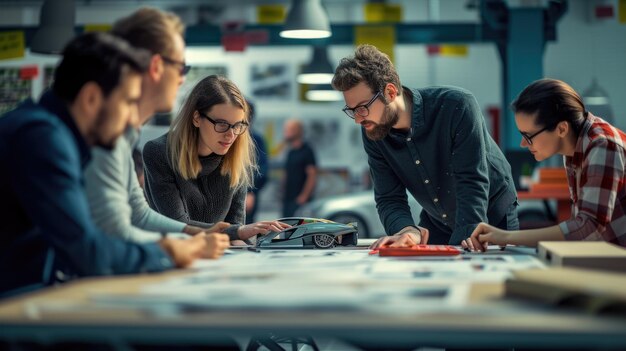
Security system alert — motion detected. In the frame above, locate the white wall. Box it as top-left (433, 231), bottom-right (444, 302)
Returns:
top-left (544, 0), bottom-right (626, 130)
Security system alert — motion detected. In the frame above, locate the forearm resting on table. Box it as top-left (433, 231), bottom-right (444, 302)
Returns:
top-left (507, 225), bottom-right (564, 247)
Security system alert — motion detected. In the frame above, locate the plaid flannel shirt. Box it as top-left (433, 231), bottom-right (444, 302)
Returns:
top-left (560, 114), bottom-right (626, 247)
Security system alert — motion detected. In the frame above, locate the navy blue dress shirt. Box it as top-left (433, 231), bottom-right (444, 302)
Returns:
top-left (0, 92), bottom-right (173, 296)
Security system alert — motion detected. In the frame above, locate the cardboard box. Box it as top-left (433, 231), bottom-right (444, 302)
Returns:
top-left (505, 267), bottom-right (626, 316)
top-left (538, 241), bottom-right (626, 273)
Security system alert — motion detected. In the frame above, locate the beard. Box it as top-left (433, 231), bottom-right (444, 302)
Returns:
top-left (364, 104), bottom-right (399, 141)
top-left (89, 106), bottom-right (118, 151)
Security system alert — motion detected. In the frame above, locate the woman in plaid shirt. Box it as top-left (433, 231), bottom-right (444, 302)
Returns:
top-left (464, 79), bottom-right (626, 251)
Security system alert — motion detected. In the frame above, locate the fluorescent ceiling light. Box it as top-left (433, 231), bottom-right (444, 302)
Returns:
top-left (280, 0), bottom-right (332, 39)
top-left (298, 46), bottom-right (334, 84)
top-left (584, 96), bottom-right (609, 105)
top-left (582, 78), bottom-right (614, 123)
top-left (306, 84), bottom-right (342, 101)
top-left (298, 73), bottom-right (334, 85)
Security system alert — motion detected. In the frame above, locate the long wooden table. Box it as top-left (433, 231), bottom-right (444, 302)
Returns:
top-left (0, 247), bottom-right (625, 350)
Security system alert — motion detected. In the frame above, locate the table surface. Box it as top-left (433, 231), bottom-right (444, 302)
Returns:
top-left (0, 245), bottom-right (625, 350)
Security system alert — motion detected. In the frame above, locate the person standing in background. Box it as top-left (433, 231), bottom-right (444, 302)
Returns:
top-left (84, 8), bottom-right (229, 244)
top-left (245, 100), bottom-right (269, 224)
top-left (282, 119), bottom-right (318, 218)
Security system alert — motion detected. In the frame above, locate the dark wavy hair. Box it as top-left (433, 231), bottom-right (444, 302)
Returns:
top-left (332, 44), bottom-right (401, 102)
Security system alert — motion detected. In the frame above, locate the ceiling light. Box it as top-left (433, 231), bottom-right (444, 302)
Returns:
top-left (280, 0), bottom-right (332, 39)
top-left (298, 46), bottom-right (334, 84)
top-left (305, 84), bottom-right (342, 101)
top-left (31, 0), bottom-right (76, 54)
top-left (582, 78), bottom-right (614, 123)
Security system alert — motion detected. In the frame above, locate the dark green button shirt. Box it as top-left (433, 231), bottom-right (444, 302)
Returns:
top-left (363, 86), bottom-right (517, 244)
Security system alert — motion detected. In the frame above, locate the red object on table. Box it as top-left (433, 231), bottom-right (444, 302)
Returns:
top-left (376, 245), bottom-right (462, 257)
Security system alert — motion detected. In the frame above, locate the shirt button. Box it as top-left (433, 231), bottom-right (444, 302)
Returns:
top-left (434, 198), bottom-right (439, 203)
top-left (406, 137), bottom-right (412, 142)
top-left (442, 214), bottom-right (447, 218)
top-left (415, 160), bottom-right (420, 165)
top-left (424, 179), bottom-right (429, 184)
top-left (55, 270), bottom-right (66, 280)
top-left (160, 257), bottom-right (171, 266)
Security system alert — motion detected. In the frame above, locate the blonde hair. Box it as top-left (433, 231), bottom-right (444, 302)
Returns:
top-left (167, 75), bottom-right (256, 189)
top-left (112, 7), bottom-right (184, 57)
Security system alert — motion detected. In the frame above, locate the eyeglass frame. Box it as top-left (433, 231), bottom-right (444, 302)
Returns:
top-left (161, 55), bottom-right (191, 76)
top-left (198, 112), bottom-right (249, 135)
top-left (342, 91), bottom-right (381, 119)
top-left (520, 123), bottom-right (558, 145)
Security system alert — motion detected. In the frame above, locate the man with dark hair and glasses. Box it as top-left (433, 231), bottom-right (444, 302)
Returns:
top-left (84, 8), bottom-right (231, 244)
top-left (0, 32), bottom-right (220, 297)
top-left (333, 45), bottom-right (518, 249)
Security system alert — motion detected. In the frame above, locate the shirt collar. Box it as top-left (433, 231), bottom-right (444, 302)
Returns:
top-left (39, 90), bottom-right (92, 168)
top-left (407, 87), bottom-right (425, 134)
top-left (568, 114), bottom-right (594, 168)
top-left (387, 86), bottom-right (424, 141)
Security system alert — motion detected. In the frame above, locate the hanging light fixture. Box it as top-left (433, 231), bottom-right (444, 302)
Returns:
top-left (582, 78), bottom-right (614, 123)
top-left (31, 0), bottom-right (76, 54)
top-left (305, 83), bottom-right (342, 101)
top-left (280, 0), bottom-right (331, 39)
top-left (298, 46), bottom-right (334, 84)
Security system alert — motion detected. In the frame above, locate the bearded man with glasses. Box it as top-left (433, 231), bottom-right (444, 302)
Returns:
top-left (333, 45), bottom-right (518, 249)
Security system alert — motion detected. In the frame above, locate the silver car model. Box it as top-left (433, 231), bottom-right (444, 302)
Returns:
top-left (295, 191), bottom-right (422, 238)
top-left (296, 190), bottom-right (552, 238)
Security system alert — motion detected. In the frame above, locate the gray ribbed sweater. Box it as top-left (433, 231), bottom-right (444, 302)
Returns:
top-left (143, 134), bottom-right (244, 240)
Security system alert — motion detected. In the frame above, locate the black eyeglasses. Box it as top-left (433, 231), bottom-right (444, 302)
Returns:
top-left (520, 124), bottom-right (556, 145)
top-left (199, 112), bottom-right (249, 135)
top-left (342, 91), bottom-right (381, 119)
top-left (162, 55), bottom-right (191, 76)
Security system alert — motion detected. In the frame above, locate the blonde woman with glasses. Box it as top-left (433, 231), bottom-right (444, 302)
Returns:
top-left (143, 75), bottom-right (289, 244)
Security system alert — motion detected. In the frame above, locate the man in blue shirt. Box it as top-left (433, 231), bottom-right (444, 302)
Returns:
top-left (0, 32), bottom-right (225, 297)
top-left (332, 45), bottom-right (518, 248)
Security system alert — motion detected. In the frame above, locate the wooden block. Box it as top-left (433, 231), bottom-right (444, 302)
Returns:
top-left (538, 241), bottom-right (626, 273)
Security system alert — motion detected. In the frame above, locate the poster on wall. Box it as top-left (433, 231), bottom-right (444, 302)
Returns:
top-left (250, 63), bottom-right (292, 100)
top-left (0, 67), bottom-right (32, 116)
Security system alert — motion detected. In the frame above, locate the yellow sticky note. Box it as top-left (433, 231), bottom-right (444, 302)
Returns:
top-left (440, 45), bottom-right (469, 57)
top-left (257, 5), bottom-right (286, 24)
top-left (619, 0), bottom-right (626, 23)
top-left (84, 24), bottom-right (112, 33)
top-left (355, 25), bottom-right (396, 63)
top-left (364, 3), bottom-right (403, 23)
top-left (0, 31), bottom-right (25, 60)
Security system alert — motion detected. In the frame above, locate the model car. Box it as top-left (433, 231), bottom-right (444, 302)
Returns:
top-left (295, 190), bottom-right (553, 238)
top-left (295, 191), bottom-right (422, 238)
top-left (255, 217), bottom-right (358, 249)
